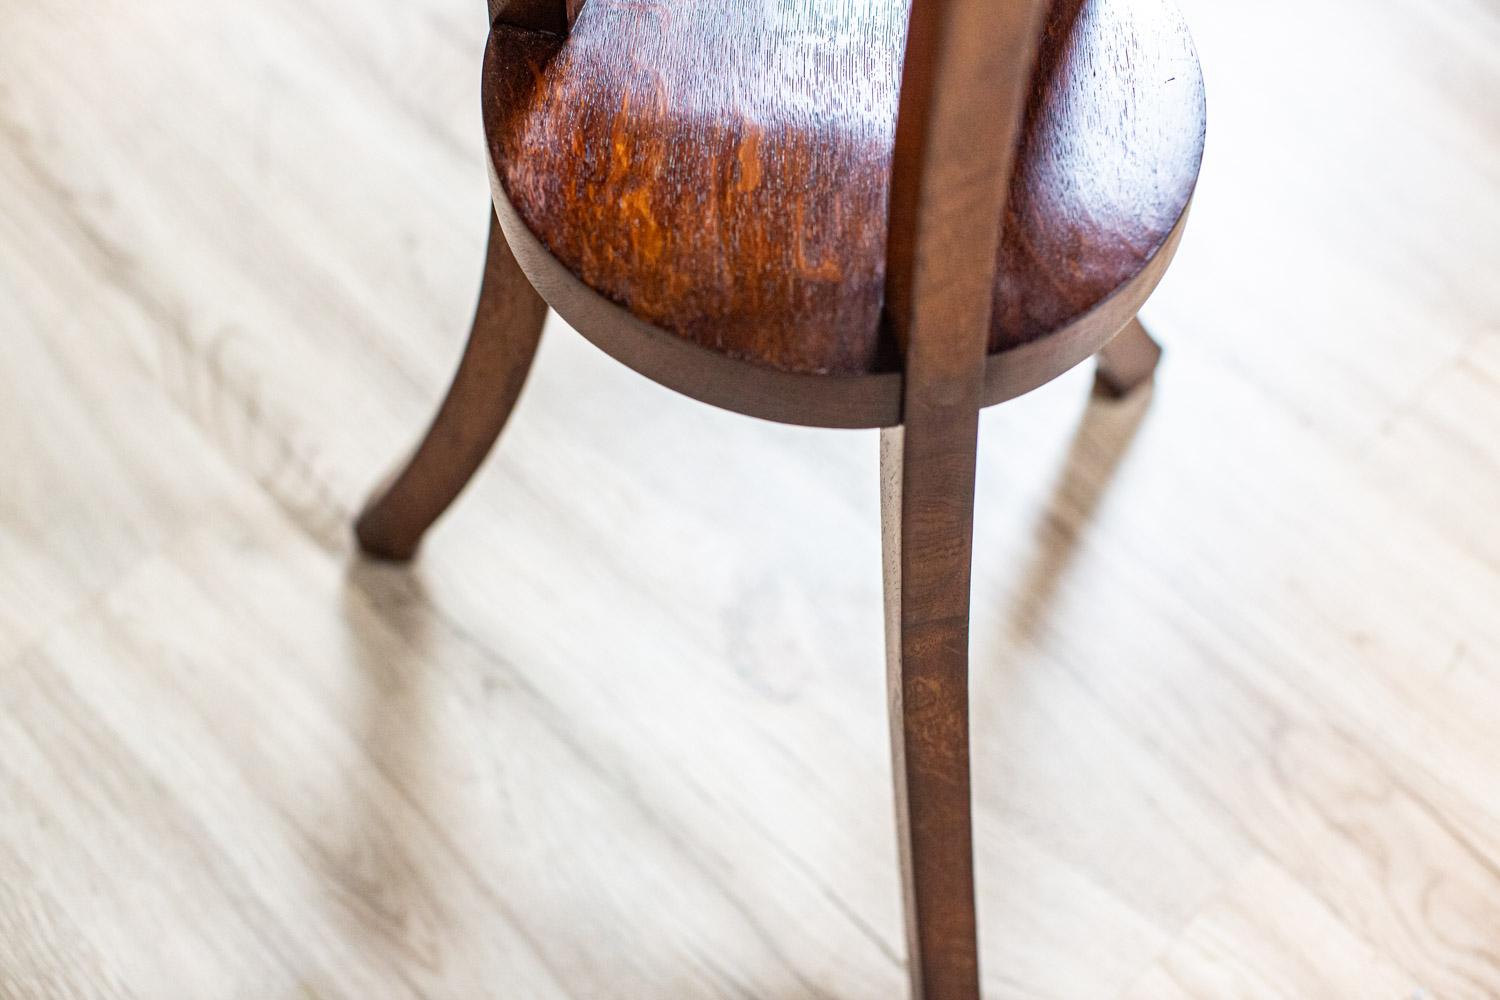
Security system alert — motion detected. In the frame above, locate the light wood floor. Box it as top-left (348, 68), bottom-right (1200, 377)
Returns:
top-left (4, 0), bottom-right (1500, 996)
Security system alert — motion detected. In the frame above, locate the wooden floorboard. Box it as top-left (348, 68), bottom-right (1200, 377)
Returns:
top-left (3, 0), bottom-right (1500, 995)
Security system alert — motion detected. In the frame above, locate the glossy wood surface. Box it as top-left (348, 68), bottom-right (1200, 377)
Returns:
top-left (482, 0), bottom-right (1204, 376)
top-left (7, 0), bottom-right (1500, 996)
top-left (488, 171), bottom-right (1186, 428)
top-left (877, 0), bottom-right (1050, 994)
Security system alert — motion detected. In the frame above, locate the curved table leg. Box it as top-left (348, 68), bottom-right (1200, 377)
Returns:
top-left (355, 209), bottom-right (547, 560)
top-left (881, 420), bottom-right (983, 1000)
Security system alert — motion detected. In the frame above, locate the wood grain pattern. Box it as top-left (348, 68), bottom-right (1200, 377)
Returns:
top-left (5, 0), bottom-right (1500, 996)
top-left (878, 0), bottom-right (1049, 994)
top-left (482, 0), bottom-right (1204, 376)
top-left (487, 168), bottom-right (1188, 428)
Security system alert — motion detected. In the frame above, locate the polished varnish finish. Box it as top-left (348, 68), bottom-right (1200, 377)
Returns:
top-left (482, 0), bottom-right (1203, 376)
top-left (484, 167), bottom-right (1184, 429)
top-left (879, 0), bottom-right (1050, 994)
top-left (21, 0), bottom-right (1500, 990)
top-left (359, 1), bottom-right (1202, 997)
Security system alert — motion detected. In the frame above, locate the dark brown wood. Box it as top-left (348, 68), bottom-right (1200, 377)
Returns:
top-left (881, 0), bottom-right (1049, 995)
top-left (487, 0), bottom-right (583, 34)
top-left (483, 44), bottom-right (1194, 430)
top-left (355, 210), bottom-right (547, 560)
top-left (368, 3), bottom-right (1204, 996)
top-left (994, 0), bottom-right (1204, 346)
top-left (481, 0), bottom-right (1203, 377)
top-left (1095, 316), bottom-right (1164, 397)
top-left (880, 424), bottom-right (976, 999)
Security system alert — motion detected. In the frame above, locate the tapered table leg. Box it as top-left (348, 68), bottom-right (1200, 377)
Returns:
top-left (881, 419), bottom-right (982, 1000)
top-left (356, 209), bottom-right (547, 560)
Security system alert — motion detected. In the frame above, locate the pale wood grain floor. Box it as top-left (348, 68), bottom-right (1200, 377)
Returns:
top-left (3, 0), bottom-right (1499, 996)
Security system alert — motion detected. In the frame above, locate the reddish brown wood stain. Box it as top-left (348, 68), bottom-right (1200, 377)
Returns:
top-left (484, 0), bottom-right (1203, 376)
top-left (378, 6), bottom-right (1199, 994)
